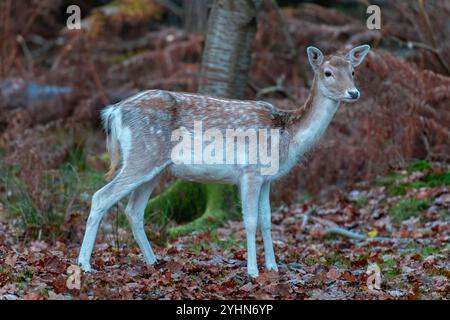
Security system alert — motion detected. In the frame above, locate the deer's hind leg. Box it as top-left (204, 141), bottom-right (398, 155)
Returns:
top-left (78, 161), bottom-right (169, 272)
top-left (125, 178), bottom-right (160, 265)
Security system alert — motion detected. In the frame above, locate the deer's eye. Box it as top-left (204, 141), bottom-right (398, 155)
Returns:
top-left (325, 71), bottom-right (332, 77)
top-left (352, 71), bottom-right (355, 76)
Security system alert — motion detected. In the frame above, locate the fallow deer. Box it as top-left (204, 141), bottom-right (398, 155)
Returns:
top-left (78, 45), bottom-right (371, 277)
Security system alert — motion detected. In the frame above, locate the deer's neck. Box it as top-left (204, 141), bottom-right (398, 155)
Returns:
top-left (286, 76), bottom-right (340, 164)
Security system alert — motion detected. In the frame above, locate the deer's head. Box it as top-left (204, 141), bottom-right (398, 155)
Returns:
top-left (306, 45), bottom-right (370, 102)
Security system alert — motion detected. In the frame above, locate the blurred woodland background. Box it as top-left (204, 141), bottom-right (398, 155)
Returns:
top-left (0, 0), bottom-right (449, 300)
top-left (1, 0), bottom-right (448, 236)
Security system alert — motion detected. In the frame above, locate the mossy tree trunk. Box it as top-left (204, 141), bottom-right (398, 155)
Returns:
top-left (146, 0), bottom-right (262, 236)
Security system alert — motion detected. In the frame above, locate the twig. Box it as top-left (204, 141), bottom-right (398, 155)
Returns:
top-left (301, 206), bottom-right (315, 229)
top-left (420, 132), bottom-right (432, 161)
top-left (310, 216), bottom-right (391, 242)
top-left (4, 0), bottom-right (50, 75)
top-left (390, 36), bottom-right (450, 75)
top-left (16, 35), bottom-right (34, 74)
top-left (417, 0), bottom-right (437, 48)
top-left (328, 226), bottom-right (368, 240)
top-left (328, 226), bottom-right (390, 241)
top-left (253, 75), bottom-right (301, 104)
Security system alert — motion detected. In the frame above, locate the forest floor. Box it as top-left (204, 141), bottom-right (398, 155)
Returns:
top-left (0, 160), bottom-right (448, 300)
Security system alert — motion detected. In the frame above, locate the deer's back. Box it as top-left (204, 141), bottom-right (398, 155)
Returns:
top-left (115, 89), bottom-right (285, 131)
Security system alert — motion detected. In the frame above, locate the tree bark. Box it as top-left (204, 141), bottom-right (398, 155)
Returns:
top-left (183, 0), bottom-right (211, 34)
top-left (199, 0), bottom-right (260, 98)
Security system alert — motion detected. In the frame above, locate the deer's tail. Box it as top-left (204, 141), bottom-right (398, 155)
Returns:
top-left (101, 106), bottom-right (121, 181)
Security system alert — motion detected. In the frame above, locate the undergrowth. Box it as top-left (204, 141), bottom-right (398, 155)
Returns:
top-left (0, 147), bottom-right (106, 239)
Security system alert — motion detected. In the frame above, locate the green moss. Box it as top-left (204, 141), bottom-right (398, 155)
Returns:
top-left (145, 180), bottom-right (208, 224)
top-left (388, 198), bottom-right (430, 225)
top-left (167, 184), bottom-right (240, 237)
top-left (146, 181), bottom-right (240, 238)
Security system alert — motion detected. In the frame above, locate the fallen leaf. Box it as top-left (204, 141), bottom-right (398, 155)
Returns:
top-left (5, 253), bottom-right (17, 267)
top-left (239, 282), bottom-right (256, 292)
top-left (48, 291), bottom-right (66, 300)
top-left (165, 261), bottom-right (183, 273)
top-left (22, 292), bottom-right (41, 300)
top-left (368, 230), bottom-right (378, 237)
top-left (326, 268), bottom-right (341, 280)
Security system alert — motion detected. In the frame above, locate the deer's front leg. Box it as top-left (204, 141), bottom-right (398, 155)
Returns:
top-left (240, 174), bottom-right (263, 278)
top-left (259, 182), bottom-right (278, 271)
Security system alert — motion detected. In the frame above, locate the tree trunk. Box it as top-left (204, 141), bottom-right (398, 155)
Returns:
top-left (146, 0), bottom-right (262, 237)
top-left (183, 0), bottom-right (211, 34)
top-left (199, 0), bottom-right (260, 98)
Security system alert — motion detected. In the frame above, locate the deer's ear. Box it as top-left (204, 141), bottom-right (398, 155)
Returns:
top-left (346, 44), bottom-right (370, 67)
top-left (307, 46), bottom-right (324, 70)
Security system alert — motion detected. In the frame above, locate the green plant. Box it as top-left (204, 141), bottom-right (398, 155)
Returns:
top-left (0, 162), bottom-right (40, 225)
top-left (375, 164), bottom-right (449, 197)
top-left (355, 195), bottom-right (369, 208)
top-left (407, 160), bottom-right (432, 172)
top-left (381, 257), bottom-right (400, 279)
top-left (388, 198), bottom-right (430, 225)
top-left (0, 146), bottom-right (107, 239)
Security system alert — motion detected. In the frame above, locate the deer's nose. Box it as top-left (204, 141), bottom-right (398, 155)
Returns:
top-left (347, 89), bottom-right (360, 99)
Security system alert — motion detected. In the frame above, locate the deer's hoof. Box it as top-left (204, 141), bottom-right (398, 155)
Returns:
top-left (144, 256), bottom-right (157, 265)
top-left (266, 263), bottom-right (278, 272)
top-left (78, 260), bottom-right (93, 273)
top-left (248, 269), bottom-right (259, 278)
